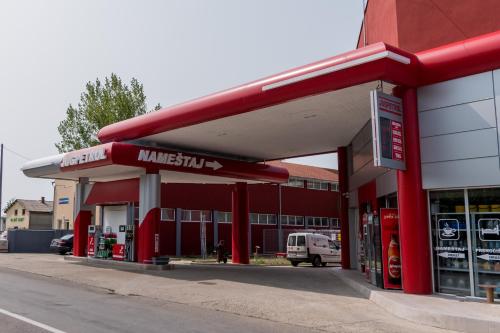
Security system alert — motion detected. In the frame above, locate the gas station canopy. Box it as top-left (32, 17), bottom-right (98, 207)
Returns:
top-left (98, 43), bottom-right (418, 162)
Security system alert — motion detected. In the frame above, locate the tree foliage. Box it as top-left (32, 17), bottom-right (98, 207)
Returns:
top-left (56, 73), bottom-right (161, 153)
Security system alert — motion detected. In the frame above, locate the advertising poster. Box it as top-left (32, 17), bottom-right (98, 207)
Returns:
top-left (380, 208), bottom-right (402, 289)
top-left (87, 235), bottom-right (95, 257)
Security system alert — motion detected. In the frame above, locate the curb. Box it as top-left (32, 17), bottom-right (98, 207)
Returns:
top-left (330, 269), bottom-right (500, 333)
top-left (64, 256), bottom-right (174, 271)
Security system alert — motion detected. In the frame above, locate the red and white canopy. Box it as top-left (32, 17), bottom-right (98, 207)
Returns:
top-left (22, 142), bottom-right (289, 184)
top-left (23, 31), bottom-right (500, 183)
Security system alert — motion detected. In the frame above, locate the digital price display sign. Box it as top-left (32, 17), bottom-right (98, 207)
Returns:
top-left (370, 90), bottom-right (406, 170)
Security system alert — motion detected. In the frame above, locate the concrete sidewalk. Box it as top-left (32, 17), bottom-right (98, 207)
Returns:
top-left (331, 268), bottom-right (500, 333)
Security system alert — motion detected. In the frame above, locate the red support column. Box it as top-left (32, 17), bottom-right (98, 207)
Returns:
top-left (138, 173), bottom-right (161, 264)
top-left (338, 147), bottom-right (350, 269)
top-left (73, 210), bottom-right (91, 257)
top-left (397, 88), bottom-right (432, 294)
top-left (232, 182), bottom-right (249, 264)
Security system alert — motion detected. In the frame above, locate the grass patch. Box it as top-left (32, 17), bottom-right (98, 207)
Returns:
top-left (251, 256), bottom-right (290, 266)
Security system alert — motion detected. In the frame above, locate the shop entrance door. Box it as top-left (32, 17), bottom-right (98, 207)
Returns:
top-left (430, 188), bottom-right (500, 298)
top-left (467, 188), bottom-right (500, 298)
top-left (430, 190), bottom-right (471, 296)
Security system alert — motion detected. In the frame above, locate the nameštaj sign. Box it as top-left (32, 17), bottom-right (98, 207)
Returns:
top-left (61, 147), bottom-right (107, 168)
top-left (137, 149), bottom-right (223, 171)
top-left (370, 90), bottom-right (406, 170)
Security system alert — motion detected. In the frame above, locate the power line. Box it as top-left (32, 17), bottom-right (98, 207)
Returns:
top-left (2, 146), bottom-right (31, 161)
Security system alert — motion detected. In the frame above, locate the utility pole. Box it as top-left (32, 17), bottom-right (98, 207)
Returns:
top-left (0, 143), bottom-right (3, 218)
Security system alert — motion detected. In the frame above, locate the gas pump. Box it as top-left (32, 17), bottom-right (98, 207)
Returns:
top-left (112, 225), bottom-right (126, 261)
top-left (87, 225), bottom-right (102, 257)
top-left (125, 225), bottom-right (135, 262)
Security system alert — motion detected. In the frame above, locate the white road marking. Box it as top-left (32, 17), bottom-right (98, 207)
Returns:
top-left (0, 307), bottom-right (67, 333)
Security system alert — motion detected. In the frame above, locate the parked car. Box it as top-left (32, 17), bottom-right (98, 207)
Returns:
top-left (50, 234), bottom-right (74, 255)
top-left (0, 230), bottom-right (8, 252)
top-left (287, 232), bottom-right (340, 267)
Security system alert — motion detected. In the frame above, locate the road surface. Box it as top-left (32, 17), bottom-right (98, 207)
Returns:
top-left (0, 266), bottom-right (319, 333)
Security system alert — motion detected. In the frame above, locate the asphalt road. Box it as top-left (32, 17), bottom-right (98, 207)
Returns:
top-left (0, 267), bottom-right (320, 333)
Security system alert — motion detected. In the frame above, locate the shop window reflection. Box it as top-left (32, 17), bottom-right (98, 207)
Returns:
top-left (468, 188), bottom-right (500, 298)
top-left (429, 190), bottom-right (470, 296)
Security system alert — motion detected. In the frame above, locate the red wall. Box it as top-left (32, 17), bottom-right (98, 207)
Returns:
top-left (86, 179), bottom-right (339, 256)
top-left (358, 0), bottom-right (500, 53)
top-left (159, 221), bottom-right (176, 256)
top-left (282, 186), bottom-right (339, 217)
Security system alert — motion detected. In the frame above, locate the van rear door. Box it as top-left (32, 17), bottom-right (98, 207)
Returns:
top-left (287, 234), bottom-right (307, 259)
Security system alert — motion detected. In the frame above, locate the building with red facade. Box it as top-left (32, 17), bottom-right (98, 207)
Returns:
top-left (59, 161), bottom-right (338, 257)
top-left (22, 1), bottom-right (500, 299)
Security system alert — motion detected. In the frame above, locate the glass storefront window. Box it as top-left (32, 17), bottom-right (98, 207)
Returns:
top-left (468, 188), bottom-right (500, 297)
top-left (429, 190), bottom-right (471, 296)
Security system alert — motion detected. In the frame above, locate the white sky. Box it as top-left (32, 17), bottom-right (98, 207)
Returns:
top-left (0, 0), bottom-right (362, 210)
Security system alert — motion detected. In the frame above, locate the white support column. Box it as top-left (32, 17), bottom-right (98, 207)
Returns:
top-left (138, 173), bottom-right (161, 263)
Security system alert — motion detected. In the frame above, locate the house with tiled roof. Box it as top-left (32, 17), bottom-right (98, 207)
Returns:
top-left (266, 160), bottom-right (338, 190)
top-left (4, 197), bottom-right (53, 230)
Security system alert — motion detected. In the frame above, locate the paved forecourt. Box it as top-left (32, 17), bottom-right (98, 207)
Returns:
top-left (0, 254), bottom-right (453, 333)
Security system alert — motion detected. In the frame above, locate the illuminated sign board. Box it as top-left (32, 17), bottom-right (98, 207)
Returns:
top-left (370, 90), bottom-right (406, 170)
top-left (61, 147), bottom-right (107, 168)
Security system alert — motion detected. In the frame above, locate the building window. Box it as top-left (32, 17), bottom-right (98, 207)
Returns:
top-left (306, 216), bottom-right (330, 227)
top-left (250, 213), bottom-right (277, 225)
top-left (329, 218), bottom-right (340, 228)
top-left (307, 180), bottom-right (329, 191)
top-left (281, 215), bottom-right (304, 226)
top-left (181, 210), bottom-right (212, 222)
top-left (215, 211), bottom-right (232, 223)
top-left (160, 208), bottom-right (175, 221)
top-left (330, 182), bottom-right (339, 192)
top-left (14, 209), bottom-right (18, 216)
top-left (284, 177), bottom-right (304, 188)
top-left (22, 209), bottom-right (26, 215)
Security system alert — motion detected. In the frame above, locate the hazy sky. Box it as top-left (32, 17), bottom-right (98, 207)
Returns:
top-left (0, 0), bottom-right (363, 210)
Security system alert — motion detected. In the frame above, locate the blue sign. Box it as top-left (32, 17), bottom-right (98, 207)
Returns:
top-left (58, 197), bottom-right (70, 205)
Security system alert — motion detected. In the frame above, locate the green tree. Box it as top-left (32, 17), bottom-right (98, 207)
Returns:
top-left (56, 73), bottom-right (161, 153)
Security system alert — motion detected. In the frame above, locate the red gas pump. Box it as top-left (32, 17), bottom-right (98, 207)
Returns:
top-left (87, 225), bottom-right (101, 257)
top-left (112, 225), bottom-right (126, 261)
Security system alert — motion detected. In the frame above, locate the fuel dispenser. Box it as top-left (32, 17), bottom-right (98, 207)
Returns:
top-left (87, 225), bottom-right (102, 257)
top-left (125, 225), bottom-right (135, 262)
top-left (112, 226), bottom-right (126, 261)
top-left (112, 225), bottom-right (135, 261)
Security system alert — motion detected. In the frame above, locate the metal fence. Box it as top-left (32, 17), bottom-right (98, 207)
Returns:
top-left (262, 228), bottom-right (341, 254)
top-left (7, 229), bottom-right (72, 253)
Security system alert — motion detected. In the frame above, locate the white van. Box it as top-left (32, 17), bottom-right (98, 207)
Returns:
top-left (287, 232), bottom-right (341, 267)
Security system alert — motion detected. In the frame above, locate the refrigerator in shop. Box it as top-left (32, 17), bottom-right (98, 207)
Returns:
top-left (363, 210), bottom-right (383, 288)
top-left (380, 208), bottom-right (402, 289)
